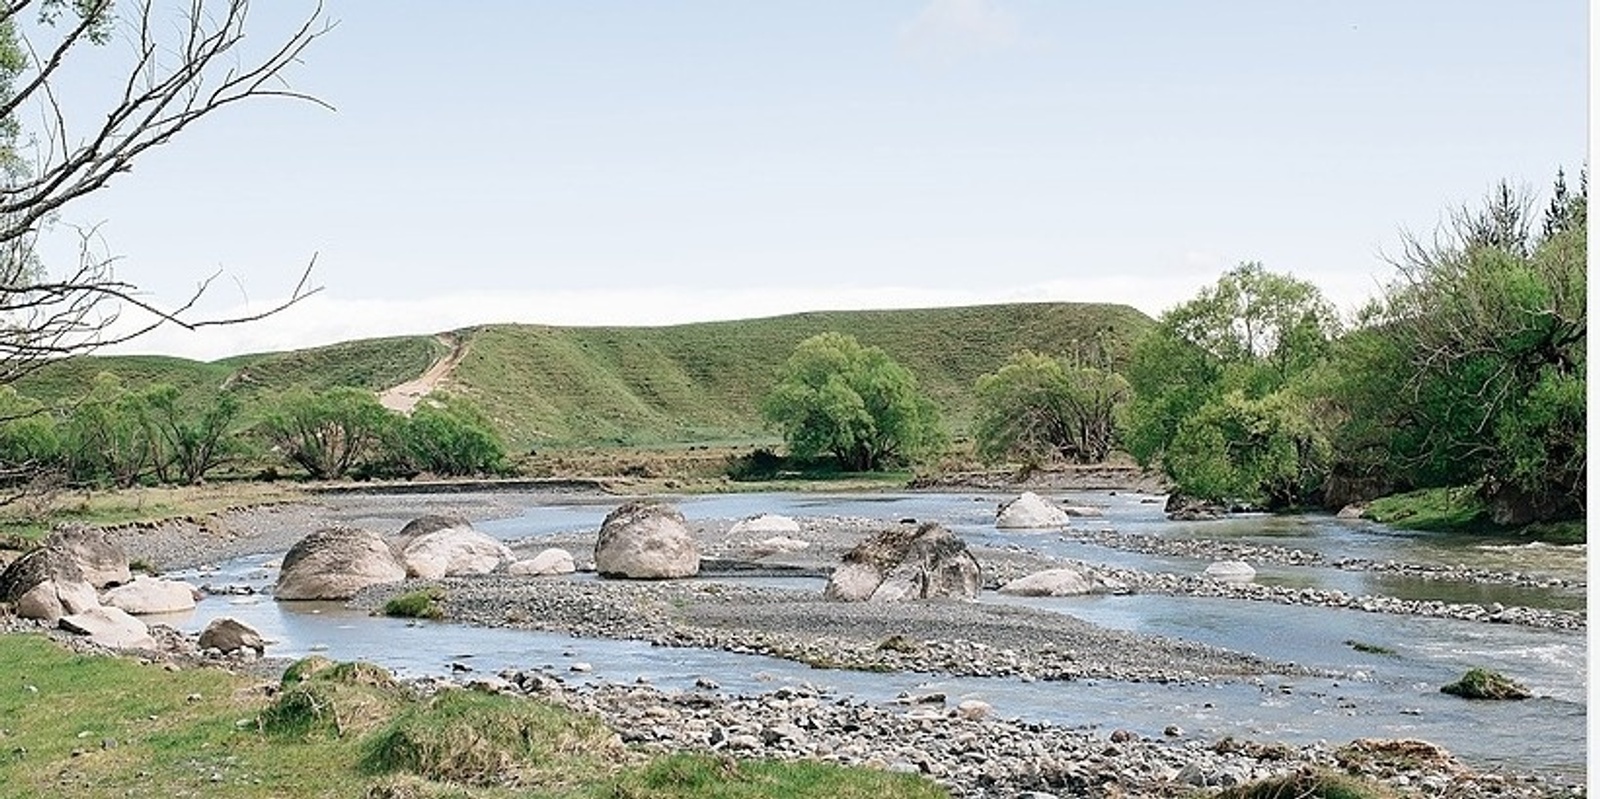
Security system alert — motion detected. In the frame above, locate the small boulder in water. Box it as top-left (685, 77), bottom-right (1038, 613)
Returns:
top-left (1203, 560), bottom-right (1256, 583)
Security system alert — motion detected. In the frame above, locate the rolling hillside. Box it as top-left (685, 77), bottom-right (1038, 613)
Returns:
top-left (15, 302), bottom-right (1153, 451)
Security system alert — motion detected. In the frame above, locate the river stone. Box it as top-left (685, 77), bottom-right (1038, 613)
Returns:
top-left (275, 526), bottom-right (407, 600)
top-left (594, 501), bottom-right (700, 579)
top-left (956, 699), bottom-right (993, 720)
top-left (399, 525), bottom-right (514, 579)
top-left (1203, 560), bottom-right (1256, 583)
top-left (45, 525), bottom-right (132, 589)
top-left (59, 606), bottom-right (156, 650)
top-left (730, 514), bottom-right (802, 536)
top-left (199, 617), bottom-right (267, 654)
top-left (998, 567), bottom-right (1126, 597)
top-left (751, 536), bottom-right (810, 557)
top-left (507, 548), bottom-right (576, 576)
top-left (995, 492), bottom-right (1071, 529)
top-left (101, 576), bottom-right (199, 615)
top-left (1336, 503), bottom-right (1367, 520)
top-left (391, 513), bottom-right (473, 551)
top-left (823, 522), bottom-right (980, 602)
top-left (1, 544), bottom-right (89, 609)
top-left (14, 578), bottom-right (99, 622)
top-left (1060, 504), bottom-right (1104, 517)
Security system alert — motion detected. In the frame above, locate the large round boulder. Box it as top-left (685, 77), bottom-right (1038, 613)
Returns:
top-left (824, 522), bottom-right (980, 602)
top-left (396, 522), bottom-right (514, 580)
top-left (994, 492), bottom-right (1071, 530)
top-left (594, 501), bottom-right (699, 579)
top-left (100, 576), bottom-right (200, 615)
top-left (275, 526), bottom-right (407, 600)
top-left (0, 545), bottom-right (100, 621)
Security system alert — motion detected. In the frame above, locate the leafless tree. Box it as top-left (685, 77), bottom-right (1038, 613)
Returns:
top-left (0, 0), bottom-right (329, 384)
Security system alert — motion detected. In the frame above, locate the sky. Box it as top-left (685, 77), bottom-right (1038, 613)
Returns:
top-left (22, 1), bottom-right (1591, 360)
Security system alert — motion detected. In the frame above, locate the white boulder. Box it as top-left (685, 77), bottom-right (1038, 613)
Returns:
top-left (730, 514), bottom-right (802, 536)
top-left (998, 567), bottom-right (1128, 597)
top-left (399, 525), bottom-right (514, 580)
top-left (1204, 560), bottom-right (1257, 583)
top-left (275, 527), bottom-right (407, 601)
top-left (751, 536), bottom-right (811, 557)
top-left (995, 492), bottom-right (1071, 529)
top-left (14, 578), bottom-right (99, 622)
top-left (594, 501), bottom-right (700, 579)
top-left (101, 576), bottom-right (199, 615)
top-left (507, 548), bottom-right (577, 576)
top-left (59, 606), bottom-right (156, 650)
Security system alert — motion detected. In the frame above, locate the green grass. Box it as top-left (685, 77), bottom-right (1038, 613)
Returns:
top-left (1364, 486), bottom-right (1490, 532)
top-left (452, 302), bottom-right (1152, 451)
top-left (0, 637), bottom-right (948, 798)
top-left (1365, 486), bottom-right (1585, 542)
top-left (383, 588), bottom-right (446, 620)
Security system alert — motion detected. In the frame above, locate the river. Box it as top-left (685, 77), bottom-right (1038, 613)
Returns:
top-left (155, 490), bottom-right (1586, 780)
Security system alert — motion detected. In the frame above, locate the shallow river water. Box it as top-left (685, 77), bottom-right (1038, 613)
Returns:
top-left (159, 491), bottom-right (1586, 780)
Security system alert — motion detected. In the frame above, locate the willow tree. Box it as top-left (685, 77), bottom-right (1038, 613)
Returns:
top-left (761, 332), bottom-right (945, 472)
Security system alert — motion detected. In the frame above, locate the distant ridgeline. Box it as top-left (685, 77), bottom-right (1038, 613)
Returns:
top-left (16, 302), bottom-right (1153, 452)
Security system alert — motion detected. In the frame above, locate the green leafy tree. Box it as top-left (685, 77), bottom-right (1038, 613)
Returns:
top-left (1334, 172), bottom-right (1587, 520)
top-left (400, 396), bottom-right (508, 477)
top-left (1165, 390), bottom-right (1330, 507)
top-left (142, 384), bottom-right (241, 485)
top-left (761, 332), bottom-right (945, 472)
top-left (61, 373), bottom-right (156, 487)
top-left (261, 387), bottom-right (396, 480)
top-left (1125, 263), bottom-right (1339, 506)
top-left (0, 386), bottom-right (60, 482)
top-left (973, 351), bottom-right (1129, 466)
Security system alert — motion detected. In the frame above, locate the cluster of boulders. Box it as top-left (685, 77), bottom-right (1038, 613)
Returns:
top-left (0, 525), bottom-right (262, 655)
top-left (273, 513), bottom-right (580, 601)
top-left (274, 502), bottom-right (707, 602)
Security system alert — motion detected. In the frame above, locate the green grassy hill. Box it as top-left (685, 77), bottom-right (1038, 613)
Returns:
top-left (15, 302), bottom-right (1152, 451)
top-left (446, 302), bottom-right (1152, 450)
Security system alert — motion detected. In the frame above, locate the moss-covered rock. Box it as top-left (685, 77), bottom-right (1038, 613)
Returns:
top-left (1439, 668), bottom-right (1531, 700)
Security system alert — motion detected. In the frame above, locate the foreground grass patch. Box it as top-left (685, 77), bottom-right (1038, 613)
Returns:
top-left (0, 637), bottom-right (948, 799)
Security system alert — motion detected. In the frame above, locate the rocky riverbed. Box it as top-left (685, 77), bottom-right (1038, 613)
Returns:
top-left (11, 489), bottom-right (1586, 798)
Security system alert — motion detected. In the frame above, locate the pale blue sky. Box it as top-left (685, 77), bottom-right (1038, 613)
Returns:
top-left (32, 1), bottom-right (1589, 358)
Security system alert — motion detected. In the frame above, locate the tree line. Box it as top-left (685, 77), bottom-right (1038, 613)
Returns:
top-left (761, 172), bottom-right (1586, 525)
top-left (0, 379), bottom-right (508, 493)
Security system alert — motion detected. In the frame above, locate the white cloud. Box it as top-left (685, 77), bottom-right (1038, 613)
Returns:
top-left (899, 0), bottom-right (1020, 62)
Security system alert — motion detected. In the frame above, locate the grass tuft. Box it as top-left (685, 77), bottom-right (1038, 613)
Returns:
top-left (1211, 767), bottom-right (1394, 799)
top-left (360, 686), bottom-right (619, 786)
top-left (383, 588), bottom-right (446, 620)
